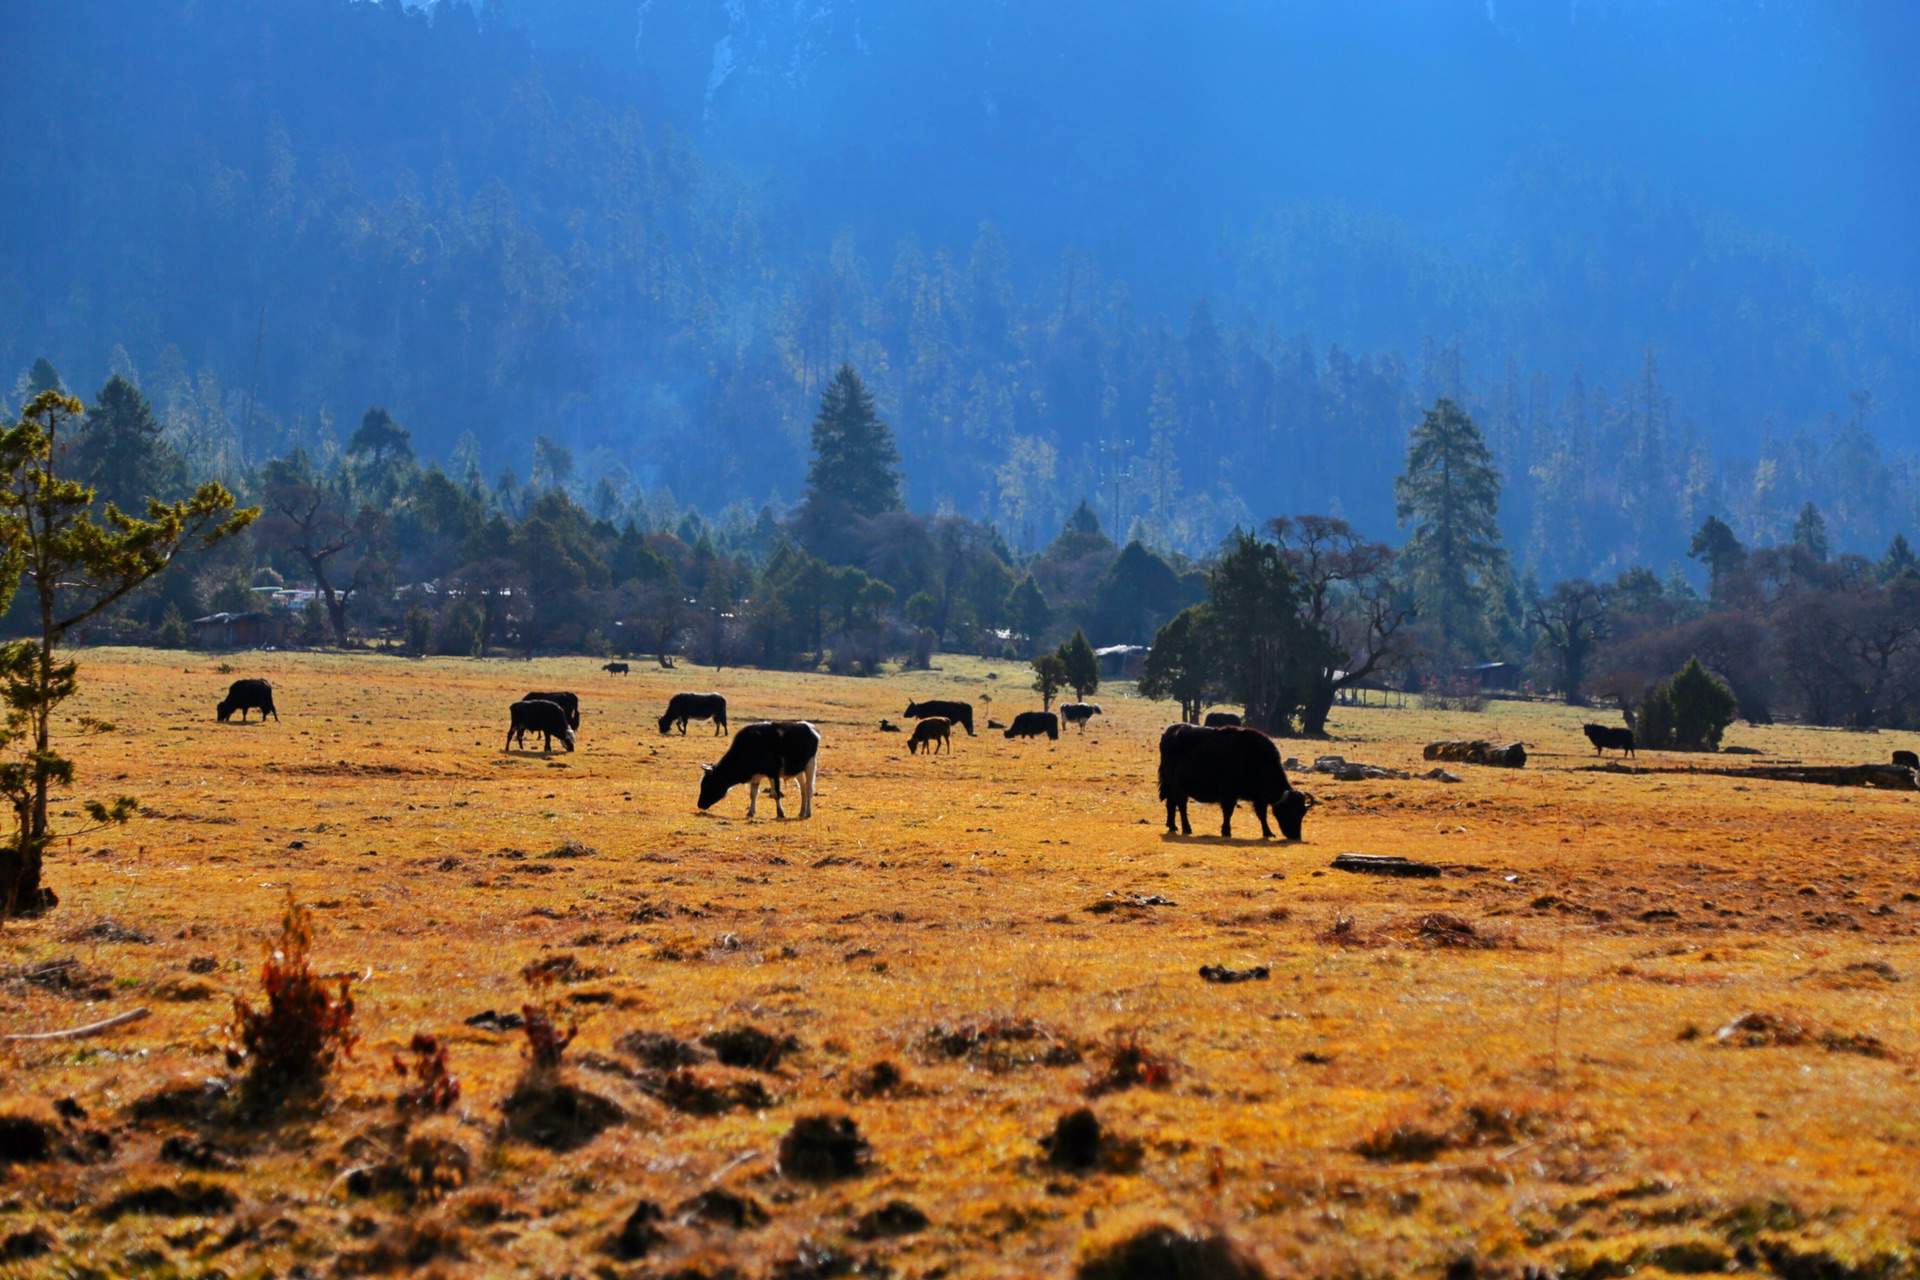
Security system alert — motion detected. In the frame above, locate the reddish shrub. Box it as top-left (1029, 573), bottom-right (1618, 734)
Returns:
top-left (230, 894), bottom-right (356, 1108)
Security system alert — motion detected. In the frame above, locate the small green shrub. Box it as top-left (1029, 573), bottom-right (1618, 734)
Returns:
top-left (1638, 656), bottom-right (1737, 751)
top-left (155, 603), bottom-right (188, 649)
top-left (402, 607), bottom-right (432, 657)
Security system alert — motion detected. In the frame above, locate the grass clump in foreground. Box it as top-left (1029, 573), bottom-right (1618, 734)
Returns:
top-left (229, 893), bottom-right (356, 1115)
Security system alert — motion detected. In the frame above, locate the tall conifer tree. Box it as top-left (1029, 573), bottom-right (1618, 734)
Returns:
top-left (802, 365), bottom-right (901, 520)
top-left (1394, 397), bottom-right (1506, 657)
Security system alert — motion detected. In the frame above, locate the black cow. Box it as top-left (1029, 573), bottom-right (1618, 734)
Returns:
top-left (904, 698), bottom-right (975, 736)
top-left (1203, 711), bottom-right (1241, 728)
top-left (603, 662), bottom-right (630, 675)
top-left (1004, 710), bottom-right (1059, 741)
top-left (1894, 750), bottom-right (1919, 771)
top-left (698, 721), bottom-right (819, 819)
top-left (1582, 723), bottom-right (1636, 757)
top-left (1158, 723), bottom-right (1309, 840)
top-left (216, 678), bottom-right (278, 723)
top-left (506, 699), bottom-right (575, 754)
top-left (525, 691), bottom-right (580, 730)
top-left (1060, 702), bottom-right (1102, 730)
top-left (659, 692), bottom-right (728, 736)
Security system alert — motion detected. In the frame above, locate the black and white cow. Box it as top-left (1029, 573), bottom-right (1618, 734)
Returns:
top-left (697, 721), bottom-right (820, 820)
top-left (1060, 702), bottom-right (1102, 730)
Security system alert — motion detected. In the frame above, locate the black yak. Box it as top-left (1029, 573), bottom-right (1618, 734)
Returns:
top-left (216, 679), bottom-right (278, 723)
top-left (660, 692), bottom-right (729, 736)
top-left (697, 721), bottom-right (820, 820)
top-left (1158, 723), bottom-right (1309, 840)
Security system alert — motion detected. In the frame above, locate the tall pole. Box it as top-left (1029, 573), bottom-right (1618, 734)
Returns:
top-left (242, 304), bottom-right (266, 465)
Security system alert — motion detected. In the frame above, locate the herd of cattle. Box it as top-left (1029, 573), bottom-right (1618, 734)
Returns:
top-left (210, 674), bottom-right (1920, 845)
top-left (211, 675), bottom-right (1316, 840)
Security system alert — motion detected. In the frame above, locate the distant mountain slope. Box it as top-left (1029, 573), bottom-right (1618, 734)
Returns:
top-left (1, 0), bottom-right (1915, 571)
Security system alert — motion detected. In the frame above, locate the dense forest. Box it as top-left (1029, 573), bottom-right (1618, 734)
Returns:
top-left (4, 0), bottom-right (1918, 585)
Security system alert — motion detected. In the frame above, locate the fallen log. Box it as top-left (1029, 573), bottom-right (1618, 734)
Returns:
top-left (1423, 740), bottom-right (1526, 768)
top-left (3, 1006), bottom-right (149, 1042)
top-left (1331, 853), bottom-right (1443, 878)
top-left (1573, 762), bottom-right (1918, 791)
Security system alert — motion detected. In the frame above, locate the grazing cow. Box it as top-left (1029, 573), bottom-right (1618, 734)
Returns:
top-left (908, 717), bottom-right (952, 755)
top-left (698, 721), bottom-right (820, 820)
top-left (904, 698), bottom-right (975, 736)
top-left (603, 662), bottom-right (630, 675)
top-left (216, 678), bottom-right (278, 723)
top-left (1203, 711), bottom-right (1242, 728)
top-left (1158, 723), bottom-right (1309, 840)
top-left (525, 691), bottom-right (580, 730)
top-left (1582, 723), bottom-right (1636, 757)
top-left (1895, 750), bottom-right (1919, 771)
top-left (1060, 702), bottom-right (1103, 730)
top-left (659, 692), bottom-right (729, 736)
top-left (506, 699), bottom-right (575, 754)
top-left (1004, 710), bottom-right (1059, 741)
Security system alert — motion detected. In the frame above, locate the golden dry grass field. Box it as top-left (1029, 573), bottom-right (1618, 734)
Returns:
top-left (2, 647), bottom-right (1918, 1279)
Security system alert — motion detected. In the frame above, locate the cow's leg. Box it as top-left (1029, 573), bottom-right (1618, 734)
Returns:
top-left (504, 723), bottom-right (516, 752)
top-left (542, 730), bottom-right (553, 755)
top-left (771, 775), bottom-right (787, 820)
top-left (1254, 800), bottom-right (1274, 839)
top-left (1219, 800), bottom-right (1236, 839)
top-left (745, 780), bottom-right (759, 820)
top-left (1165, 798), bottom-right (1178, 833)
top-left (799, 756), bottom-right (816, 819)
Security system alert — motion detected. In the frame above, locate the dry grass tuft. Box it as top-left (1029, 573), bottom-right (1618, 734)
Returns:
top-left (1075, 1223), bottom-right (1268, 1280)
top-left (1357, 1098), bottom-right (1553, 1164)
top-left (1712, 1011), bottom-right (1901, 1059)
top-left (777, 1113), bottom-right (871, 1181)
top-left (1087, 1030), bottom-right (1175, 1096)
top-left (920, 1018), bottom-right (1083, 1071)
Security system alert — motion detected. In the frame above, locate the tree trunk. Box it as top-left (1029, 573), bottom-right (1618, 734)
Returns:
top-left (1561, 645), bottom-right (1588, 705)
top-left (1299, 675), bottom-right (1337, 738)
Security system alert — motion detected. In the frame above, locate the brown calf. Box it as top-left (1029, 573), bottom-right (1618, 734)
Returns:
top-left (908, 716), bottom-right (952, 755)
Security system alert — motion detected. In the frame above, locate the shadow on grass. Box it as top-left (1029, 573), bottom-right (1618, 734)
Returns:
top-left (1158, 832), bottom-right (1303, 848)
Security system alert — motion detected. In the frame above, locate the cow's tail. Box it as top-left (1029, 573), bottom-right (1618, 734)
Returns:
top-left (1157, 751), bottom-right (1176, 802)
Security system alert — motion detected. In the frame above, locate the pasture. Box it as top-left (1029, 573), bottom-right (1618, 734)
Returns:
top-left (2, 648), bottom-right (1917, 1278)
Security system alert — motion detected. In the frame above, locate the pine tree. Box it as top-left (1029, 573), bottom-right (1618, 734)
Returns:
top-left (1056, 628), bottom-right (1100, 700)
top-left (1878, 534), bottom-right (1917, 583)
top-left (1030, 652), bottom-right (1066, 711)
top-left (801, 365), bottom-right (902, 521)
top-left (1688, 515), bottom-right (1746, 590)
top-left (1394, 398), bottom-right (1507, 657)
top-left (1790, 502), bottom-right (1829, 562)
top-left (1005, 573), bottom-right (1051, 655)
top-left (76, 375), bottom-right (188, 512)
top-left (1139, 605), bottom-right (1216, 724)
top-left (0, 391), bottom-right (254, 915)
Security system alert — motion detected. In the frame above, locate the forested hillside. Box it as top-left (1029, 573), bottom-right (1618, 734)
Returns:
top-left (2, 0), bottom-right (1915, 579)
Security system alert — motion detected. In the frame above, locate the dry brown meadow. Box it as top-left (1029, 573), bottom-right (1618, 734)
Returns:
top-left (2, 648), bottom-right (1917, 1278)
